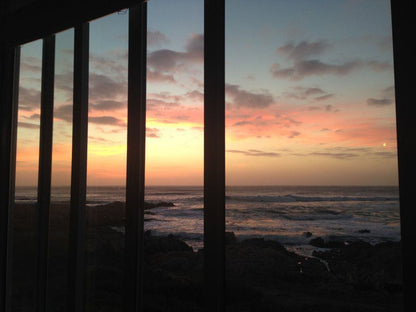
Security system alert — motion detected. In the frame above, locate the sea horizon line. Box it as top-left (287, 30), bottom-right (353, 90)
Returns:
top-left (14, 184), bottom-right (400, 188)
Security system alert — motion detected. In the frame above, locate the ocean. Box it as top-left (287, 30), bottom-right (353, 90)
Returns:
top-left (15, 185), bottom-right (400, 255)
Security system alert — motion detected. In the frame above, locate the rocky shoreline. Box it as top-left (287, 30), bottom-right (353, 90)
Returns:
top-left (141, 231), bottom-right (403, 311)
top-left (11, 202), bottom-right (403, 311)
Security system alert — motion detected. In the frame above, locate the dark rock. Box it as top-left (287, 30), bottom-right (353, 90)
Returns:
top-left (144, 233), bottom-right (193, 255)
top-left (225, 231), bottom-right (237, 245)
top-left (14, 202), bottom-right (402, 311)
top-left (313, 240), bottom-right (402, 293)
top-left (226, 235), bottom-right (333, 311)
top-left (144, 201), bottom-right (175, 209)
top-left (240, 237), bottom-right (286, 252)
top-left (357, 229), bottom-right (371, 233)
top-left (309, 237), bottom-right (345, 248)
top-left (309, 237), bottom-right (325, 247)
top-left (144, 229), bottom-right (152, 239)
top-left (303, 231), bottom-right (313, 238)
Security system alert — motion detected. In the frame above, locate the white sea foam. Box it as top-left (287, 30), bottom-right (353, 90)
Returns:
top-left (15, 185), bottom-right (401, 251)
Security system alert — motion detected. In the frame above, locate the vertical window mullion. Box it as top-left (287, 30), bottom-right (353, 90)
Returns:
top-left (391, 2), bottom-right (415, 310)
top-left (125, 3), bottom-right (147, 312)
top-left (35, 35), bottom-right (55, 312)
top-left (68, 23), bottom-right (89, 312)
top-left (0, 45), bottom-right (20, 312)
top-left (204, 0), bottom-right (225, 311)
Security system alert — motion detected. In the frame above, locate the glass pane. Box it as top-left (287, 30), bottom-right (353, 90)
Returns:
top-left (12, 40), bottom-right (42, 312)
top-left (85, 12), bottom-right (128, 311)
top-left (47, 28), bottom-right (74, 312)
top-left (225, 1), bottom-right (402, 311)
top-left (144, 0), bottom-right (204, 310)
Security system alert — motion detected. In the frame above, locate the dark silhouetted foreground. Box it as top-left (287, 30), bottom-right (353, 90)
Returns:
top-left (12, 202), bottom-right (402, 311)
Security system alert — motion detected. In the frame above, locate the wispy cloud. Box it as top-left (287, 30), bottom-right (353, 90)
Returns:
top-left (89, 116), bottom-right (126, 127)
top-left (367, 98), bottom-right (392, 106)
top-left (55, 72), bottom-right (73, 99)
top-left (54, 104), bottom-right (127, 128)
top-left (292, 146), bottom-right (396, 160)
top-left (233, 120), bottom-right (253, 127)
top-left (315, 94), bottom-right (334, 101)
top-left (20, 56), bottom-right (42, 73)
top-left (18, 86), bottom-right (41, 111)
top-left (227, 149), bottom-right (281, 157)
top-left (366, 85), bottom-right (395, 107)
top-left (271, 40), bottom-right (392, 80)
top-left (288, 131), bottom-right (301, 138)
top-left (226, 84), bottom-right (274, 108)
top-left (54, 104), bottom-right (73, 123)
top-left (284, 86), bottom-right (334, 102)
top-left (146, 127), bottom-right (160, 138)
top-left (146, 91), bottom-right (203, 125)
top-left (147, 33), bottom-right (203, 73)
top-left (147, 69), bottom-right (176, 83)
top-left (90, 100), bottom-right (125, 111)
top-left (309, 151), bottom-right (357, 159)
top-left (271, 59), bottom-right (361, 80)
top-left (90, 73), bottom-right (126, 100)
top-left (277, 40), bottom-right (330, 61)
top-left (18, 122), bottom-right (39, 129)
top-left (274, 114), bottom-right (302, 127)
top-left (90, 54), bottom-right (127, 78)
top-left (148, 30), bottom-right (170, 47)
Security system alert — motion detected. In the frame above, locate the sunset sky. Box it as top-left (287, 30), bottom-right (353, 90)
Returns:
top-left (15, 0), bottom-right (398, 186)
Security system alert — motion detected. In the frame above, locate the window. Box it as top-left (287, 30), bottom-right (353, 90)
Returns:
top-left (0, 1), bottom-right (412, 311)
top-left (225, 1), bottom-right (401, 310)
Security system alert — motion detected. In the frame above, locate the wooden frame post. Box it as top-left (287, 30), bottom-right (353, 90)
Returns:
top-left (391, 1), bottom-right (416, 311)
top-left (204, 0), bottom-right (225, 311)
top-left (68, 23), bottom-right (89, 312)
top-left (0, 45), bottom-right (20, 312)
top-left (125, 3), bottom-right (147, 311)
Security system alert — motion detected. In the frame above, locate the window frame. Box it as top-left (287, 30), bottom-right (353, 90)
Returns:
top-left (1, 1), bottom-right (414, 311)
